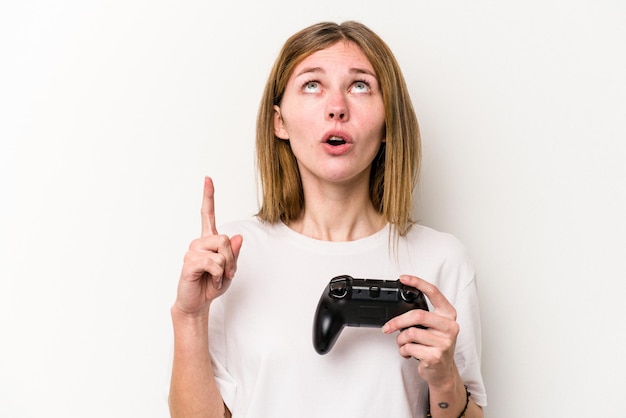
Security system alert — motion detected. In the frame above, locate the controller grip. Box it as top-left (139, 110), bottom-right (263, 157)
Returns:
top-left (313, 306), bottom-right (345, 354)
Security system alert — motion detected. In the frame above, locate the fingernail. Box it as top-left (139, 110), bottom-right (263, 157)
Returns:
top-left (215, 278), bottom-right (222, 290)
top-left (382, 323), bottom-right (390, 334)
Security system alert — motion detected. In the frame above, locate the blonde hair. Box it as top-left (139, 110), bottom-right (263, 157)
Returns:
top-left (256, 21), bottom-right (421, 236)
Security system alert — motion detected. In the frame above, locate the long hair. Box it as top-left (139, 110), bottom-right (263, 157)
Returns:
top-left (256, 21), bottom-right (421, 236)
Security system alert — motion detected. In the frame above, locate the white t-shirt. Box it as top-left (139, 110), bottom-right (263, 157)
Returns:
top-left (209, 218), bottom-right (487, 417)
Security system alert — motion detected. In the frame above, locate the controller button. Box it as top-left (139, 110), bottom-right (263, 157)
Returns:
top-left (369, 286), bottom-right (381, 298)
top-left (329, 277), bottom-right (348, 298)
top-left (401, 285), bottom-right (418, 302)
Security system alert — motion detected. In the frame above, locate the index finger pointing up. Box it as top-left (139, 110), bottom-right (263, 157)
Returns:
top-left (201, 176), bottom-right (218, 236)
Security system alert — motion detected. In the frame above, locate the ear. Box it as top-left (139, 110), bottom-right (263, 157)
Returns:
top-left (273, 105), bottom-right (290, 140)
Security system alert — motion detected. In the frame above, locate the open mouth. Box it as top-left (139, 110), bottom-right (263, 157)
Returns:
top-left (326, 136), bottom-right (347, 146)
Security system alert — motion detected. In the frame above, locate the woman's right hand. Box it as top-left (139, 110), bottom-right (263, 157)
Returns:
top-left (173, 177), bottom-right (243, 317)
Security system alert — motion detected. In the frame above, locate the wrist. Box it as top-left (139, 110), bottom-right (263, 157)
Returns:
top-left (427, 374), bottom-right (470, 418)
top-left (427, 373), bottom-right (458, 393)
top-left (171, 305), bottom-right (211, 356)
top-left (171, 301), bottom-right (211, 319)
top-left (171, 304), bottom-right (210, 331)
top-left (427, 385), bottom-right (470, 418)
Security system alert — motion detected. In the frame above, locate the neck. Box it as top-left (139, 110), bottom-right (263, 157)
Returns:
top-left (287, 180), bottom-right (385, 242)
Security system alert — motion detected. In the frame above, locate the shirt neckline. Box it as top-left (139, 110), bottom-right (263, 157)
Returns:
top-left (271, 220), bottom-right (391, 254)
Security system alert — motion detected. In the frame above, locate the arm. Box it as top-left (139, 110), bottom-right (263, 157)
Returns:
top-left (169, 308), bottom-right (231, 418)
top-left (427, 373), bottom-right (483, 418)
top-left (169, 177), bottom-right (242, 418)
top-left (383, 275), bottom-right (484, 418)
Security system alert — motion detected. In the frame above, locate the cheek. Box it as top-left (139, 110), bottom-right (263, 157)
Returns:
top-left (372, 118), bottom-right (387, 144)
top-left (364, 102), bottom-right (386, 138)
top-left (281, 110), bottom-right (320, 141)
top-left (282, 103), bottom-right (315, 127)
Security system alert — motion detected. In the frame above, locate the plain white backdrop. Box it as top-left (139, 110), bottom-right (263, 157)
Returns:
top-left (1, 1), bottom-right (625, 417)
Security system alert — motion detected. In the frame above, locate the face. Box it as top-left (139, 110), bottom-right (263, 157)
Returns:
top-left (273, 41), bottom-right (386, 188)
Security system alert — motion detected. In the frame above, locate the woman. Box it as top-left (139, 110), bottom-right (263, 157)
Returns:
top-left (169, 21), bottom-right (487, 418)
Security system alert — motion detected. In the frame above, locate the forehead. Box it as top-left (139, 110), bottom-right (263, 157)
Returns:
top-left (292, 41), bottom-right (375, 76)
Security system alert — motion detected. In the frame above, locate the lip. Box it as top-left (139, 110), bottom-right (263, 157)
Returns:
top-left (321, 131), bottom-right (353, 155)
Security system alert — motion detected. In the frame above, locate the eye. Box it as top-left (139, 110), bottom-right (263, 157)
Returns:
top-left (303, 80), bottom-right (321, 93)
top-left (350, 80), bottom-right (371, 94)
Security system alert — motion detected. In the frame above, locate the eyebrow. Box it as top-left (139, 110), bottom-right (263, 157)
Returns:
top-left (295, 66), bottom-right (377, 78)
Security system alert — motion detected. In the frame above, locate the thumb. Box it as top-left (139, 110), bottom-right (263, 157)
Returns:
top-left (231, 234), bottom-right (244, 260)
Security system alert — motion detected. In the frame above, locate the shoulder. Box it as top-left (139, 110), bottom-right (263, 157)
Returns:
top-left (401, 224), bottom-right (476, 298)
top-left (403, 223), bottom-right (469, 258)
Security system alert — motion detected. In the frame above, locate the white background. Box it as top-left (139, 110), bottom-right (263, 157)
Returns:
top-left (1, 1), bottom-right (625, 417)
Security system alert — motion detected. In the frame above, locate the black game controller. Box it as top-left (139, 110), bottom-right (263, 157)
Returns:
top-left (312, 275), bottom-right (429, 354)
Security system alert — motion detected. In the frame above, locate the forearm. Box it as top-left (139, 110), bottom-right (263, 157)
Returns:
top-left (169, 306), bottom-right (229, 418)
top-left (428, 373), bottom-right (483, 418)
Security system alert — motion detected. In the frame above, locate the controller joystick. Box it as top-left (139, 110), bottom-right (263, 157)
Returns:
top-left (312, 275), bottom-right (429, 354)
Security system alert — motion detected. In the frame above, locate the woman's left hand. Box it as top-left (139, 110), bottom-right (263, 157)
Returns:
top-left (382, 274), bottom-right (460, 387)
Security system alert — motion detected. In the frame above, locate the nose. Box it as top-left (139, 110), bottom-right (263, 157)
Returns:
top-left (326, 91), bottom-right (349, 121)
top-left (328, 110), bottom-right (346, 120)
